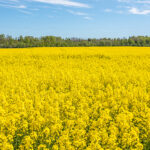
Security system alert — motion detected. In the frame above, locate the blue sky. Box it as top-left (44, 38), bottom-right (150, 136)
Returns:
top-left (0, 0), bottom-right (150, 38)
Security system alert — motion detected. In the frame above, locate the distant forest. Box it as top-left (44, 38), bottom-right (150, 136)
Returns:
top-left (1, 34), bottom-right (150, 48)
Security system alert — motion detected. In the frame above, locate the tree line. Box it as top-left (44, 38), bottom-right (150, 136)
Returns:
top-left (1, 34), bottom-right (150, 48)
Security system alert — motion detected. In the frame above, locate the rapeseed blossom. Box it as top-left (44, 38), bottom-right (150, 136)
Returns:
top-left (0, 47), bottom-right (150, 149)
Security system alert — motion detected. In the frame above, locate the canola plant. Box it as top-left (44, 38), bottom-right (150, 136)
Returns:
top-left (0, 47), bottom-right (150, 150)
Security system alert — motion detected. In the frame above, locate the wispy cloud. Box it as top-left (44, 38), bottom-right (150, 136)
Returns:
top-left (137, 1), bottom-right (150, 4)
top-left (83, 16), bottom-right (92, 20)
top-left (18, 9), bottom-right (32, 14)
top-left (67, 10), bottom-right (87, 16)
top-left (0, 0), bottom-right (19, 4)
top-left (118, 0), bottom-right (150, 15)
top-left (0, 0), bottom-right (90, 18)
top-left (0, 3), bottom-right (26, 9)
top-left (0, 0), bottom-right (26, 9)
top-left (104, 9), bottom-right (112, 13)
top-left (118, 0), bottom-right (131, 2)
top-left (67, 10), bottom-right (92, 20)
top-left (129, 7), bottom-right (150, 15)
top-left (0, 0), bottom-right (90, 9)
top-left (118, 0), bottom-right (150, 4)
top-left (31, 0), bottom-right (90, 8)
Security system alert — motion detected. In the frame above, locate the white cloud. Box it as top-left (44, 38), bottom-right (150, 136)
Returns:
top-left (118, 0), bottom-right (131, 2)
top-left (18, 9), bottom-right (32, 14)
top-left (129, 7), bottom-right (150, 15)
top-left (118, 0), bottom-right (150, 4)
top-left (67, 10), bottom-right (87, 16)
top-left (104, 9), bottom-right (112, 12)
top-left (117, 0), bottom-right (150, 15)
top-left (32, 0), bottom-right (90, 8)
top-left (9, 0), bottom-right (19, 1)
top-left (0, 3), bottom-right (26, 9)
top-left (0, 0), bottom-right (90, 9)
top-left (0, 0), bottom-right (19, 3)
top-left (137, 1), bottom-right (150, 4)
top-left (84, 16), bottom-right (92, 20)
top-left (0, 0), bottom-right (26, 9)
top-left (18, 5), bottom-right (26, 8)
top-left (67, 10), bottom-right (92, 20)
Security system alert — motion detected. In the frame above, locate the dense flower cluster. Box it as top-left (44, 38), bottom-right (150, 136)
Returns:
top-left (0, 47), bottom-right (150, 149)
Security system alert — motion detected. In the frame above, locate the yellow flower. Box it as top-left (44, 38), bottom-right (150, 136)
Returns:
top-left (0, 47), bottom-right (150, 149)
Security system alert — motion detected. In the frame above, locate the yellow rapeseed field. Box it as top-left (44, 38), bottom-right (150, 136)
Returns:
top-left (1, 47), bottom-right (150, 150)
